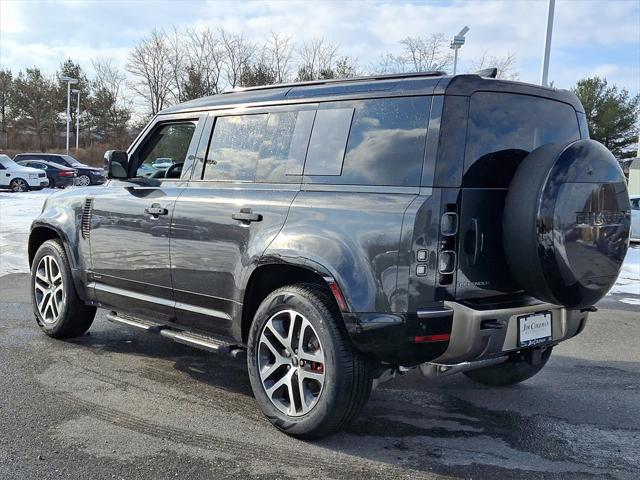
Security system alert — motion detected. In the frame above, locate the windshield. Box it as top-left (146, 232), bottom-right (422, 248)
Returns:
top-left (62, 155), bottom-right (82, 166)
top-left (0, 154), bottom-right (20, 168)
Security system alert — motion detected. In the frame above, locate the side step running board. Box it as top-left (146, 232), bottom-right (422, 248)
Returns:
top-left (106, 312), bottom-right (245, 358)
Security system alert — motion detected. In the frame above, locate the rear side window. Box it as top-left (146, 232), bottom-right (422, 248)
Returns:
top-left (255, 110), bottom-right (315, 182)
top-left (203, 114), bottom-right (268, 181)
top-left (304, 96), bottom-right (430, 186)
top-left (464, 92), bottom-right (581, 187)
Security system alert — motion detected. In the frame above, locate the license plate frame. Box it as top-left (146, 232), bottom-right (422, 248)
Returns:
top-left (517, 311), bottom-right (553, 348)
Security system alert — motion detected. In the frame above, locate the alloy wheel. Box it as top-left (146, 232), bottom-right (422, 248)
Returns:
top-left (34, 255), bottom-right (65, 324)
top-left (11, 179), bottom-right (27, 192)
top-left (77, 175), bottom-right (91, 186)
top-left (258, 309), bottom-right (326, 417)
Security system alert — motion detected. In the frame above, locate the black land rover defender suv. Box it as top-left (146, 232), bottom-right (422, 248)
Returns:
top-left (29, 72), bottom-right (631, 438)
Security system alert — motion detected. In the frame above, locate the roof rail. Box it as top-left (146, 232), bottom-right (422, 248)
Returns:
top-left (223, 71), bottom-right (447, 94)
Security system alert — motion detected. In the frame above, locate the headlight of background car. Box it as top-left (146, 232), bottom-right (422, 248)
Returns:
top-left (29, 173), bottom-right (38, 179)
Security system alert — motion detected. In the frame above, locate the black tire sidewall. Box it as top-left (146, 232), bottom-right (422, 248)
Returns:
top-left (31, 240), bottom-right (74, 335)
top-left (247, 286), bottom-right (347, 437)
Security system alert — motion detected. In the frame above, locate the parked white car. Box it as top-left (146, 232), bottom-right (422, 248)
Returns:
top-left (631, 195), bottom-right (640, 242)
top-left (0, 154), bottom-right (49, 192)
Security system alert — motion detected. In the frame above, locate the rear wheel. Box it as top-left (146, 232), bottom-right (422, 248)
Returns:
top-left (463, 347), bottom-right (552, 386)
top-left (31, 239), bottom-right (96, 338)
top-left (10, 178), bottom-right (29, 192)
top-left (47, 176), bottom-right (56, 188)
top-left (247, 284), bottom-right (372, 439)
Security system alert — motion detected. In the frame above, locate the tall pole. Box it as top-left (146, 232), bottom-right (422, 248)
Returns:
top-left (540, 0), bottom-right (556, 87)
top-left (65, 81), bottom-right (71, 154)
top-left (75, 90), bottom-right (80, 150)
top-left (453, 47), bottom-right (459, 75)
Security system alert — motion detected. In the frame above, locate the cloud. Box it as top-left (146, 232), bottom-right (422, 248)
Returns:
top-left (0, 0), bottom-right (637, 95)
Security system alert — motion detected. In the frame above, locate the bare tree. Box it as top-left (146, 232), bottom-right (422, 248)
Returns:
top-left (219, 29), bottom-right (255, 89)
top-left (296, 38), bottom-right (339, 81)
top-left (399, 34), bottom-right (452, 72)
top-left (265, 31), bottom-right (293, 83)
top-left (469, 51), bottom-right (519, 80)
top-left (182, 27), bottom-right (225, 97)
top-left (126, 29), bottom-right (174, 115)
top-left (89, 59), bottom-right (132, 145)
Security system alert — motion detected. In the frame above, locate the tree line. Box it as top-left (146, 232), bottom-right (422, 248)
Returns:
top-left (0, 26), bottom-right (636, 161)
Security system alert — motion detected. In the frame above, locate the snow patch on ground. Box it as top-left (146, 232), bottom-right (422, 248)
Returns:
top-left (0, 190), bottom-right (53, 276)
top-left (0, 189), bottom-right (639, 299)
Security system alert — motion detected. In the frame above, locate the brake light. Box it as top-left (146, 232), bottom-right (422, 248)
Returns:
top-left (59, 171), bottom-right (75, 177)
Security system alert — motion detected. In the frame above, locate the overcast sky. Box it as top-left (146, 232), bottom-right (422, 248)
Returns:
top-left (1, 0), bottom-right (639, 94)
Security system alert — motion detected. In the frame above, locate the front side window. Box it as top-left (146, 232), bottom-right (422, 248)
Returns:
top-left (203, 114), bottom-right (268, 181)
top-left (464, 92), bottom-right (581, 187)
top-left (136, 122), bottom-right (197, 178)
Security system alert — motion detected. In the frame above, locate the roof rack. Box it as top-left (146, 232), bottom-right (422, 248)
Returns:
top-left (223, 71), bottom-right (447, 94)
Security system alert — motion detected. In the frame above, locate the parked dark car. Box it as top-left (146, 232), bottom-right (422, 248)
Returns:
top-left (16, 159), bottom-right (77, 188)
top-left (28, 72), bottom-right (631, 439)
top-left (14, 153), bottom-right (105, 186)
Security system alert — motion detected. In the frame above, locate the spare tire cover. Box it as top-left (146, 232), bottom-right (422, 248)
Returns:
top-left (503, 139), bottom-right (631, 308)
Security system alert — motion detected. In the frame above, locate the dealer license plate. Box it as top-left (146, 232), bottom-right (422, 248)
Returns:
top-left (517, 312), bottom-right (552, 347)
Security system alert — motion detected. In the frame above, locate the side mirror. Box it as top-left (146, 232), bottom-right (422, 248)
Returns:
top-left (104, 150), bottom-right (129, 179)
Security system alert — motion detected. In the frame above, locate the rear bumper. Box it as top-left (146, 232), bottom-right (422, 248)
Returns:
top-left (431, 301), bottom-right (588, 365)
top-left (345, 300), bottom-right (588, 367)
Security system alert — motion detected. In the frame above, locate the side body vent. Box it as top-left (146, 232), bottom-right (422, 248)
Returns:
top-left (81, 198), bottom-right (94, 240)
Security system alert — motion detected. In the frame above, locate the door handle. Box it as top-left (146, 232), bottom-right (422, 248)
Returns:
top-left (232, 208), bottom-right (262, 224)
top-left (470, 218), bottom-right (484, 266)
top-left (145, 203), bottom-right (168, 217)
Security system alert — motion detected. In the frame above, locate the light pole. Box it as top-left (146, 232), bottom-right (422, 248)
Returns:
top-left (540, 0), bottom-right (556, 87)
top-left (60, 76), bottom-right (78, 154)
top-left (450, 26), bottom-right (470, 75)
top-left (72, 89), bottom-right (80, 150)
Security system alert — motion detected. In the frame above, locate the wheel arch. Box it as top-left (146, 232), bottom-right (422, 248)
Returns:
top-left (238, 261), bottom-right (348, 344)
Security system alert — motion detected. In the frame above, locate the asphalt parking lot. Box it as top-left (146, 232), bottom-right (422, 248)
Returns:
top-left (1, 272), bottom-right (638, 480)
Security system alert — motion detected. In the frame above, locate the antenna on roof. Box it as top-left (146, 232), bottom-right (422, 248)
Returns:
top-left (475, 67), bottom-right (498, 78)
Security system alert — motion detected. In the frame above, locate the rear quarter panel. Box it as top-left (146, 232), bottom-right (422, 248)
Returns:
top-left (266, 189), bottom-right (417, 313)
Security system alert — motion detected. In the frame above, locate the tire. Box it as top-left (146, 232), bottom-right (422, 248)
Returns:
top-left (77, 174), bottom-right (91, 186)
top-left (31, 239), bottom-right (96, 338)
top-left (463, 347), bottom-right (552, 387)
top-left (9, 178), bottom-right (29, 192)
top-left (247, 284), bottom-right (372, 439)
top-left (47, 176), bottom-right (56, 188)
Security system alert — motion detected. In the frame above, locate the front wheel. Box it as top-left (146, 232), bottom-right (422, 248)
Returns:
top-left (31, 239), bottom-right (96, 338)
top-left (247, 284), bottom-right (372, 439)
top-left (463, 347), bottom-right (553, 386)
top-left (10, 178), bottom-right (29, 192)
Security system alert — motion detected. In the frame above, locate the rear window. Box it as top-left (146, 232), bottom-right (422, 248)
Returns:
top-left (304, 96), bottom-right (430, 186)
top-left (464, 92), bottom-right (581, 187)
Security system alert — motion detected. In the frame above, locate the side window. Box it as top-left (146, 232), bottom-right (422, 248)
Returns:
top-left (304, 97), bottom-right (430, 186)
top-left (304, 108), bottom-right (354, 176)
top-left (255, 110), bottom-right (315, 183)
top-left (136, 122), bottom-right (197, 178)
top-left (203, 114), bottom-right (268, 181)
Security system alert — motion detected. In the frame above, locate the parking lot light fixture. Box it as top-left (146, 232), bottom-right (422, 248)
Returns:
top-left (450, 26), bottom-right (470, 76)
top-left (60, 76), bottom-right (78, 154)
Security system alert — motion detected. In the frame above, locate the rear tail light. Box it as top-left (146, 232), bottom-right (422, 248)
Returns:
top-left (59, 171), bottom-right (75, 177)
top-left (438, 250), bottom-right (457, 275)
top-left (438, 204), bottom-right (458, 285)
